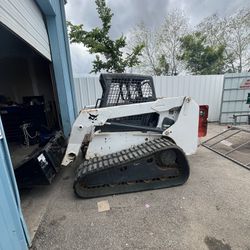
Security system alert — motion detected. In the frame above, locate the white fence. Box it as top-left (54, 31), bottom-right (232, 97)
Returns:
top-left (73, 74), bottom-right (224, 121)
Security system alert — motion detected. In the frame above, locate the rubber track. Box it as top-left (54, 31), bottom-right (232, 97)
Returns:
top-left (74, 137), bottom-right (189, 197)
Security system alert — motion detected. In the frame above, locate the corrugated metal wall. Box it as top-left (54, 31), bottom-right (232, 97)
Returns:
top-left (74, 76), bottom-right (102, 110)
top-left (153, 75), bottom-right (224, 121)
top-left (219, 72), bottom-right (250, 124)
top-left (0, 0), bottom-right (51, 60)
top-left (73, 75), bottom-right (224, 121)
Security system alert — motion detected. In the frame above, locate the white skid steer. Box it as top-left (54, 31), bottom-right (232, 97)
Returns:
top-left (62, 74), bottom-right (205, 198)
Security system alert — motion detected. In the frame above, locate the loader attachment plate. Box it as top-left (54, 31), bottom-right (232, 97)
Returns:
top-left (74, 138), bottom-right (189, 198)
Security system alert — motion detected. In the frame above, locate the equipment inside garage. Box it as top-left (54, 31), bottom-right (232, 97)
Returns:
top-left (0, 24), bottom-right (66, 188)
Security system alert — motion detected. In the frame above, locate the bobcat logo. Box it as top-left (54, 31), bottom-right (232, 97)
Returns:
top-left (88, 113), bottom-right (98, 121)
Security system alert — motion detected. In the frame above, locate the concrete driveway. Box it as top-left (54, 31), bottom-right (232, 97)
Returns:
top-left (31, 124), bottom-right (250, 250)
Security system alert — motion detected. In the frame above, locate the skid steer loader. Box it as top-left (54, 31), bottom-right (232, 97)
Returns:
top-left (62, 74), bottom-right (205, 198)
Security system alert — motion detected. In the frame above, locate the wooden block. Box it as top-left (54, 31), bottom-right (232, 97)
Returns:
top-left (97, 200), bottom-right (110, 212)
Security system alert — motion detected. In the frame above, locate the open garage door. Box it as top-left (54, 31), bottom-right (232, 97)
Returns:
top-left (0, 0), bottom-right (51, 60)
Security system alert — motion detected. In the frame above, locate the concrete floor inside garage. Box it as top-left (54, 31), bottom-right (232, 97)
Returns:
top-left (28, 123), bottom-right (250, 250)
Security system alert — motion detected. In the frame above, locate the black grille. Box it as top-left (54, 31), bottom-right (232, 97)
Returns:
top-left (99, 74), bottom-right (156, 107)
top-left (105, 78), bottom-right (154, 106)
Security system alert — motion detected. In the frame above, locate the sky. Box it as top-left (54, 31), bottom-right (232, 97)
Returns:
top-left (65, 0), bottom-right (250, 75)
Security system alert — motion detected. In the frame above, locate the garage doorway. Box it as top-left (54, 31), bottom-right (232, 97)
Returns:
top-left (0, 24), bottom-right (66, 241)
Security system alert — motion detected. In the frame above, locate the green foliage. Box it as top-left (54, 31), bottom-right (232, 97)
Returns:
top-left (178, 32), bottom-right (226, 74)
top-left (154, 55), bottom-right (169, 76)
top-left (67, 0), bottom-right (144, 73)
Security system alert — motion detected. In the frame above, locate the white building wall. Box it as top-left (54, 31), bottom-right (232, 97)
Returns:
top-left (73, 74), bottom-right (224, 121)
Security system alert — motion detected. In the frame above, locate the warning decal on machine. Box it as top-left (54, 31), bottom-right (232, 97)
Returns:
top-left (240, 79), bottom-right (250, 89)
top-left (37, 153), bottom-right (48, 165)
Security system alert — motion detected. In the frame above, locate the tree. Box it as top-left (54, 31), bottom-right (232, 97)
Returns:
top-left (158, 9), bottom-right (189, 75)
top-left (178, 32), bottom-right (226, 74)
top-left (67, 0), bottom-right (144, 73)
top-left (226, 8), bottom-right (250, 72)
top-left (157, 55), bottom-right (170, 75)
top-left (128, 23), bottom-right (164, 75)
top-left (197, 8), bottom-right (250, 72)
top-left (129, 10), bottom-right (188, 75)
